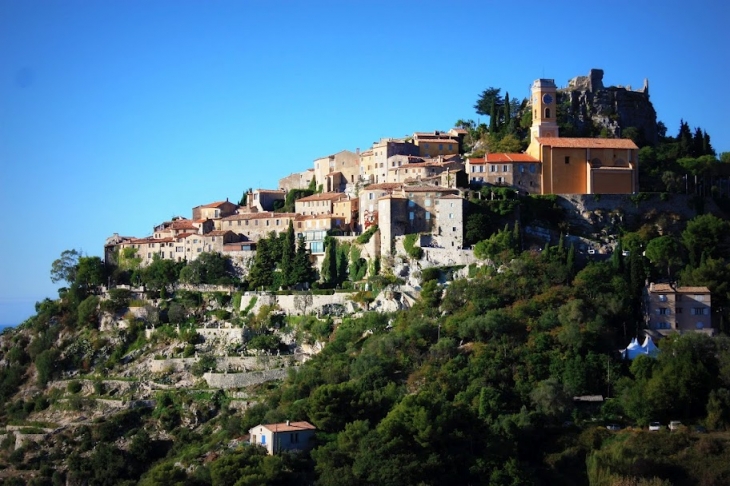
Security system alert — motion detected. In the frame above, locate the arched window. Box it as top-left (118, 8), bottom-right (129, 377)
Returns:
top-left (545, 108), bottom-right (551, 118)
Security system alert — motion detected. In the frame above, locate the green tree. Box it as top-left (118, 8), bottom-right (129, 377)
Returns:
top-left (50, 249), bottom-right (81, 284)
top-left (291, 235), bottom-right (316, 286)
top-left (280, 221), bottom-right (296, 287)
top-left (321, 237), bottom-right (337, 286)
top-left (681, 213), bottom-right (730, 267)
top-left (474, 87), bottom-right (503, 117)
top-left (180, 252), bottom-right (234, 285)
top-left (644, 236), bottom-right (683, 278)
top-left (75, 256), bottom-right (106, 294)
top-left (143, 256), bottom-right (180, 291)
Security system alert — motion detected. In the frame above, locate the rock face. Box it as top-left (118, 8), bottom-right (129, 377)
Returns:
top-left (559, 69), bottom-right (657, 145)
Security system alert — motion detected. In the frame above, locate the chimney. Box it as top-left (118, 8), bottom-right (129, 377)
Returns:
top-left (286, 420), bottom-right (290, 426)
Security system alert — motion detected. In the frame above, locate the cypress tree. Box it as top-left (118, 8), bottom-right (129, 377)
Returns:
top-left (504, 92), bottom-right (511, 127)
top-left (321, 237), bottom-right (337, 285)
top-left (280, 221), bottom-right (296, 287)
top-left (566, 243), bottom-right (576, 281)
top-left (489, 99), bottom-right (497, 132)
top-left (292, 235), bottom-right (314, 286)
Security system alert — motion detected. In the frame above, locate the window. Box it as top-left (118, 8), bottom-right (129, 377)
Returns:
top-left (448, 213), bottom-right (453, 219)
top-left (520, 164), bottom-right (525, 173)
top-left (545, 108), bottom-right (551, 118)
top-left (656, 308), bottom-right (670, 315)
top-left (490, 165), bottom-right (496, 173)
top-left (439, 144), bottom-right (443, 150)
top-left (565, 156), bottom-right (570, 164)
top-left (237, 220), bottom-right (241, 226)
top-left (691, 308), bottom-right (709, 315)
top-left (408, 199), bottom-right (415, 207)
top-left (448, 144), bottom-right (453, 150)
top-left (409, 212), bottom-right (414, 220)
top-left (425, 198), bottom-right (431, 207)
top-left (694, 294), bottom-right (706, 301)
top-left (658, 294), bottom-right (667, 302)
top-left (503, 165), bottom-right (508, 172)
top-left (676, 307), bottom-right (683, 314)
top-left (425, 211), bottom-right (431, 220)
top-left (530, 164), bottom-right (536, 173)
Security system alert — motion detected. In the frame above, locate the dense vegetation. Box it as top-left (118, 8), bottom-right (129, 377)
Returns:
top-left (1, 84), bottom-right (730, 485)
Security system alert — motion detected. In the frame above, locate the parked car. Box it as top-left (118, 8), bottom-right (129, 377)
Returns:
top-left (669, 421), bottom-right (683, 431)
top-left (606, 424), bottom-right (621, 431)
top-left (649, 422), bottom-right (662, 431)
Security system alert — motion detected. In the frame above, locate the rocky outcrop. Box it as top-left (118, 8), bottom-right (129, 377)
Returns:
top-left (559, 69), bottom-right (657, 145)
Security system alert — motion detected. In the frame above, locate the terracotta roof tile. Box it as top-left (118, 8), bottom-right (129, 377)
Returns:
top-left (295, 192), bottom-right (347, 203)
top-left (198, 200), bottom-right (234, 209)
top-left (537, 137), bottom-right (638, 149)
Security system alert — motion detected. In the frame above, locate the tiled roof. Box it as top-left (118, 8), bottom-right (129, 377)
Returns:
top-left (175, 233), bottom-right (197, 239)
top-left (259, 421), bottom-right (316, 433)
top-left (487, 153), bottom-right (540, 163)
top-left (439, 194), bottom-right (463, 199)
top-left (222, 212), bottom-right (297, 221)
top-left (362, 183), bottom-right (403, 191)
top-left (207, 230), bottom-right (232, 236)
top-left (649, 283), bottom-right (711, 294)
top-left (403, 185), bottom-right (458, 193)
top-left (468, 154), bottom-right (540, 164)
top-left (295, 192), bottom-right (347, 203)
top-left (198, 200), bottom-right (234, 209)
top-left (537, 137), bottom-right (638, 149)
top-left (255, 189), bottom-right (285, 194)
top-left (171, 220), bottom-right (197, 230)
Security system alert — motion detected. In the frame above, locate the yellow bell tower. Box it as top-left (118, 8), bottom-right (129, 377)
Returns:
top-left (530, 78), bottom-right (559, 144)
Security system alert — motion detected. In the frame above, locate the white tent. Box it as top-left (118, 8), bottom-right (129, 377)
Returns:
top-left (641, 336), bottom-right (660, 357)
top-left (620, 338), bottom-right (645, 360)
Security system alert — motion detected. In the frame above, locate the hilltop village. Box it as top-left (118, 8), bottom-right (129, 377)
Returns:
top-left (4, 70), bottom-right (730, 485)
top-left (105, 75), bottom-right (642, 276)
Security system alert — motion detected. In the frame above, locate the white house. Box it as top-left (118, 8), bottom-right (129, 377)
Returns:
top-left (248, 421), bottom-right (317, 455)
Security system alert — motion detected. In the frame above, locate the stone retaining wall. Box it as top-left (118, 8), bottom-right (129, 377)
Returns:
top-left (203, 367), bottom-right (295, 389)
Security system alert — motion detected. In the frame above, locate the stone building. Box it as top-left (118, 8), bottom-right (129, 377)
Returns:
top-left (360, 139), bottom-right (419, 184)
top-left (241, 189), bottom-right (286, 213)
top-left (466, 154), bottom-right (541, 194)
top-left (313, 150), bottom-right (360, 191)
top-left (191, 200), bottom-right (238, 222)
top-left (386, 154), bottom-right (463, 184)
top-left (644, 283), bottom-right (714, 336)
top-left (220, 212), bottom-right (298, 241)
top-left (279, 169), bottom-right (315, 192)
top-left (412, 131), bottom-right (461, 158)
top-left (294, 192), bottom-right (348, 217)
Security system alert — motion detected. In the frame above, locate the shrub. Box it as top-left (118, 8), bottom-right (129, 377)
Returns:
top-left (356, 225), bottom-right (378, 244)
top-left (67, 380), bottom-right (83, 394)
top-left (403, 234), bottom-right (424, 260)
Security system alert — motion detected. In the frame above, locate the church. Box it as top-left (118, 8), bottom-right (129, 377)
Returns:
top-left (525, 78), bottom-right (639, 194)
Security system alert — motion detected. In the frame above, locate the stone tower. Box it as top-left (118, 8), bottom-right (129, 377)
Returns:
top-left (530, 78), bottom-right (560, 145)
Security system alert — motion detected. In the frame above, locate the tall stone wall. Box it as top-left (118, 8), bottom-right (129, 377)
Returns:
top-left (203, 367), bottom-right (295, 389)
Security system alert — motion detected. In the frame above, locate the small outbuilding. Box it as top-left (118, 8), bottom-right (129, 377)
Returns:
top-left (248, 421), bottom-right (317, 455)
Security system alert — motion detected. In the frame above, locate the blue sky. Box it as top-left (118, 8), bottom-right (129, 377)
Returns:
top-left (1, 0), bottom-right (728, 326)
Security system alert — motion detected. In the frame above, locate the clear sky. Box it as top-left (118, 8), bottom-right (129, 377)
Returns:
top-left (1, 0), bottom-right (728, 326)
